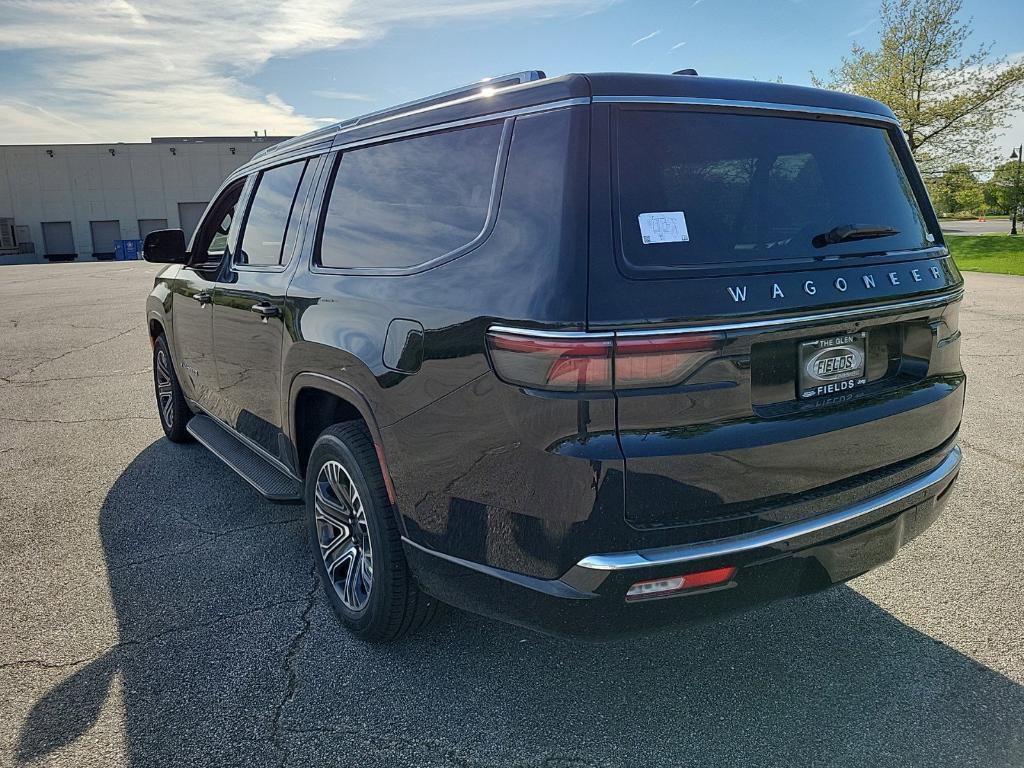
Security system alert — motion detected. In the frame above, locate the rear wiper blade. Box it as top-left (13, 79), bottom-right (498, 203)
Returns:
top-left (812, 224), bottom-right (900, 248)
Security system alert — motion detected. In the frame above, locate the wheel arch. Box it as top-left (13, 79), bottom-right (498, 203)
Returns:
top-left (287, 373), bottom-right (394, 500)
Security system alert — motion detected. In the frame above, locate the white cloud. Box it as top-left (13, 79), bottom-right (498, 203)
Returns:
top-left (309, 90), bottom-right (375, 102)
top-left (670, 41), bottom-right (687, 51)
top-left (846, 17), bottom-right (877, 37)
top-left (631, 29), bottom-right (661, 46)
top-left (0, 0), bottom-right (601, 144)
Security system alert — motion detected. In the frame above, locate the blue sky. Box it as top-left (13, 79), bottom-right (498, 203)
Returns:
top-left (1, 0), bottom-right (1021, 157)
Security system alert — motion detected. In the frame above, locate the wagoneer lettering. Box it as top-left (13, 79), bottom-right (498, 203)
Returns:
top-left (143, 70), bottom-right (964, 641)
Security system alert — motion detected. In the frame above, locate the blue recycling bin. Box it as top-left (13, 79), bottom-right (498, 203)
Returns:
top-left (114, 239), bottom-right (143, 260)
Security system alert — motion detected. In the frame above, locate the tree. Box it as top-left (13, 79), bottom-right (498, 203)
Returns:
top-left (984, 160), bottom-right (1022, 214)
top-left (929, 164), bottom-right (984, 216)
top-left (813, 0), bottom-right (1024, 171)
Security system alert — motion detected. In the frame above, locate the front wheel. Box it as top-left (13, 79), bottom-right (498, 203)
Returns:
top-left (153, 334), bottom-right (193, 443)
top-left (306, 422), bottom-right (437, 641)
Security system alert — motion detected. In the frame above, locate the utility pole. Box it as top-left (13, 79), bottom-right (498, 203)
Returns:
top-left (1011, 144), bottom-right (1023, 236)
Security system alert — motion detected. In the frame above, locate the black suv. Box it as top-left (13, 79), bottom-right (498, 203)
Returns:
top-left (144, 71), bottom-right (964, 641)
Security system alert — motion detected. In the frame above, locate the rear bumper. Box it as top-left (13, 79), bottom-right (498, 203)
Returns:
top-left (404, 444), bottom-right (961, 639)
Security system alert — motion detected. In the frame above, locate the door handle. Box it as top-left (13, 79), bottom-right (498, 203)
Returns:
top-left (192, 292), bottom-right (212, 305)
top-left (250, 302), bottom-right (280, 318)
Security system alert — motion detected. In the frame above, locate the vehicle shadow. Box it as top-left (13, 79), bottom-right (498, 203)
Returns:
top-left (16, 439), bottom-right (1024, 767)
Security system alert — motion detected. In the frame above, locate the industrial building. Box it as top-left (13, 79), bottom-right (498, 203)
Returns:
top-left (0, 135), bottom-right (288, 264)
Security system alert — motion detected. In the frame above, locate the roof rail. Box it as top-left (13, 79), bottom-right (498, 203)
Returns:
top-left (251, 71), bottom-right (546, 163)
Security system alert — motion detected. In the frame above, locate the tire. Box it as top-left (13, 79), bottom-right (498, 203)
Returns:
top-left (306, 422), bottom-right (437, 641)
top-left (153, 334), bottom-right (194, 443)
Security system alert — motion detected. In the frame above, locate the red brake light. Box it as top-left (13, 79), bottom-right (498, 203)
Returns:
top-left (486, 328), bottom-right (722, 392)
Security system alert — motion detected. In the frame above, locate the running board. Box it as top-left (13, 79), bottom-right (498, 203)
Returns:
top-left (186, 414), bottom-right (303, 503)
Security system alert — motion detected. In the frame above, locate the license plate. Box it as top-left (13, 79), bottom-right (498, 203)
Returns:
top-left (798, 332), bottom-right (867, 399)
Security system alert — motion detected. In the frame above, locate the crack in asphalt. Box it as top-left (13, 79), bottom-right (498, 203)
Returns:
top-left (11, 327), bottom-right (137, 381)
top-left (0, 369), bottom-right (149, 386)
top-left (960, 440), bottom-right (1024, 472)
top-left (0, 597), bottom-right (308, 673)
top-left (271, 566), bottom-right (319, 768)
top-left (0, 415), bottom-right (158, 425)
top-left (52, 516), bottom-right (304, 603)
top-left (106, 515), bottom-right (304, 571)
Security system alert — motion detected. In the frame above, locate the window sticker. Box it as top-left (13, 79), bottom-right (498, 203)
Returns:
top-left (638, 211), bottom-right (689, 244)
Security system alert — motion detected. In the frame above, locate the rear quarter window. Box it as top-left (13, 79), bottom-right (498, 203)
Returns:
top-left (317, 121), bottom-right (505, 271)
top-left (614, 108), bottom-right (934, 273)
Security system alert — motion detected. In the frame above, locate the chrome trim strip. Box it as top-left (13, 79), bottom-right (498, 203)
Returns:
top-left (616, 289), bottom-right (964, 336)
top-left (593, 96), bottom-right (899, 125)
top-left (330, 98), bottom-right (590, 153)
top-left (573, 445), bottom-right (961, 573)
top-left (489, 289), bottom-right (962, 341)
top-left (487, 324), bottom-right (613, 339)
top-left (240, 98), bottom-right (588, 179)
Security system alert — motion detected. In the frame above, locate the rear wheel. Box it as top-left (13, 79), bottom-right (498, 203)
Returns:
top-left (306, 422), bottom-right (437, 641)
top-left (153, 334), bottom-right (193, 443)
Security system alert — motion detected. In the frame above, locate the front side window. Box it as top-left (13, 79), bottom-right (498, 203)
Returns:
top-left (615, 109), bottom-right (933, 271)
top-left (237, 160), bottom-right (309, 267)
top-left (190, 182), bottom-right (244, 272)
top-left (318, 121), bottom-right (503, 271)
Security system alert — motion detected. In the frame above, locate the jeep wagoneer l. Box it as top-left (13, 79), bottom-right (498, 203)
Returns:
top-left (143, 71), bottom-right (964, 640)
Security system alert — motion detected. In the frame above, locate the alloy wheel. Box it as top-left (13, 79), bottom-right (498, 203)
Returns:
top-left (155, 349), bottom-right (174, 428)
top-left (315, 460), bottom-right (373, 611)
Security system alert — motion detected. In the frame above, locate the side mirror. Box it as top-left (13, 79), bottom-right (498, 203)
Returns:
top-left (142, 229), bottom-right (188, 264)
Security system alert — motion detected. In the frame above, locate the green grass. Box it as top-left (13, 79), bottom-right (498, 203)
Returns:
top-left (946, 234), bottom-right (1024, 276)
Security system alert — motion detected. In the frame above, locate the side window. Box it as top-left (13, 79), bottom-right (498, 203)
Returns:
top-left (190, 181), bottom-right (244, 272)
top-left (236, 160), bottom-right (309, 267)
top-left (318, 121), bottom-right (503, 270)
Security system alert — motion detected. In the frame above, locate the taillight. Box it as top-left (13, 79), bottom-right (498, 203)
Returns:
top-left (485, 328), bottom-right (723, 392)
top-left (486, 332), bottom-right (613, 391)
top-left (614, 333), bottom-right (722, 390)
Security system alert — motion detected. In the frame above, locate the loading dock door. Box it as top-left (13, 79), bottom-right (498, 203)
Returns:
top-left (177, 203), bottom-right (207, 244)
top-left (90, 220), bottom-right (121, 259)
top-left (42, 221), bottom-right (76, 260)
top-left (138, 218), bottom-right (168, 240)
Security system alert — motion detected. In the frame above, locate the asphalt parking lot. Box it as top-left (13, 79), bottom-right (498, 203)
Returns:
top-left (1, 261), bottom-right (1022, 767)
top-left (941, 218), bottom-right (1015, 235)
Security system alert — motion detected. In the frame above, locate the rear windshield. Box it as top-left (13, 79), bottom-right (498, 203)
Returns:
top-left (615, 109), bottom-right (933, 271)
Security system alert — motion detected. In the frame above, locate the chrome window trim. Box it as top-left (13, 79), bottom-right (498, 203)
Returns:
top-left (328, 97), bottom-right (589, 154)
top-left (593, 96), bottom-right (899, 125)
top-left (568, 445), bottom-right (961, 575)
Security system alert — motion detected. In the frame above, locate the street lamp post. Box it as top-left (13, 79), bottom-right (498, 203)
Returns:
top-left (1011, 144), bottom-right (1023, 236)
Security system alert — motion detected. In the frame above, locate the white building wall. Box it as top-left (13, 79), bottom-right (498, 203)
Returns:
top-left (0, 138), bottom-right (283, 262)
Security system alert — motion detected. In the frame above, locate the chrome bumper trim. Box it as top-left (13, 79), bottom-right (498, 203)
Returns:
top-left (570, 445), bottom-right (961, 575)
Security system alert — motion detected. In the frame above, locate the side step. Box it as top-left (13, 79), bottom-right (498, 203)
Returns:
top-left (186, 414), bottom-right (303, 503)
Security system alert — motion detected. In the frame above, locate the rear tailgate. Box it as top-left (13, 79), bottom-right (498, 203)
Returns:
top-left (588, 99), bottom-right (965, 535)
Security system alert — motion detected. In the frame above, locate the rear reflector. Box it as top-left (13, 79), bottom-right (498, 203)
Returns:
top-left (485, 328), bottom-right (723, 392)
top-left (625, 566), bottom-right (736, 601)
